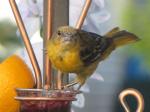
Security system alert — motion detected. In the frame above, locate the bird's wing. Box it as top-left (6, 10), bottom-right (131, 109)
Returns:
top-left (77, 30), bottom-right (108, 66)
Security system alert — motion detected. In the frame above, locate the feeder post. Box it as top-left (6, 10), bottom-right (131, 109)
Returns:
top-left (43, 0), bottom-right (69, 89)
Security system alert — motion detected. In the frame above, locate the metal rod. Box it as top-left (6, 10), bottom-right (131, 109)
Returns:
top-left (76, 0), bottom-right (92, 29)
top-left (43, 0), bottom-right (53, 89)
top-left (9, 0), bottom-right (42, 89)
top-left (52, 0), bottom-right (69, 89)
top-left (57, 71), bottom-right (63, 89)
top-left (119, 88), bottom-right (144, 112)
top-left (15, 97), bottom-right (76, 101)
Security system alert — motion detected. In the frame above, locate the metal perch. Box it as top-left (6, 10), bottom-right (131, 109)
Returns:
top-left (119, 88), bottom-right (144, 112)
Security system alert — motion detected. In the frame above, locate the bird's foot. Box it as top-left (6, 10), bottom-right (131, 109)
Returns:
top-left (62, 81), bottom-right (82, 91)
top-left (63, 81), bottom-right (78, 89)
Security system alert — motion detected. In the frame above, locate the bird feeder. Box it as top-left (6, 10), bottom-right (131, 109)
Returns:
top-left (9, 0), bottom-right (144, 112)
top-left (9, 0), bottom-right (91, 111)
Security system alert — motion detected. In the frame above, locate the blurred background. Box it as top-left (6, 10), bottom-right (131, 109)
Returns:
top-left (0, 0), bottom-right (150, 112)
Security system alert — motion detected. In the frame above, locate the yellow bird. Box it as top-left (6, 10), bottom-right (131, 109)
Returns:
top-left (47, 26), bottom-right (139, 89)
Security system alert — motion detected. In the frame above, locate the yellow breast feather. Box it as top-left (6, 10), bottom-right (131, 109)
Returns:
top-left (47, 41), bottom-right (83, 73)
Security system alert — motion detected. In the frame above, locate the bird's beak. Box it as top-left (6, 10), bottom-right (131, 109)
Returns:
top-left (63, 36), bottom-right (72, 41)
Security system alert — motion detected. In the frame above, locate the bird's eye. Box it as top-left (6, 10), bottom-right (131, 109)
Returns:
top-left (57, 31), bottom-right (61, 35)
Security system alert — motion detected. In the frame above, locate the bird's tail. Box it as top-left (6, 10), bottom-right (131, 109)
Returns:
top-left (105, 27), bottom-right (140, 48)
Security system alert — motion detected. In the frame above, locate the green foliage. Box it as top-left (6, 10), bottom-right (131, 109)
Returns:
top-left (121, 0), bottom-right (150, 67)
top-left (0, 20), bottom-right (22, 62)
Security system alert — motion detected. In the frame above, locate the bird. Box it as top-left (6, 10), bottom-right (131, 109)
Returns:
top-left (47, 26), bottom-right (139, 89)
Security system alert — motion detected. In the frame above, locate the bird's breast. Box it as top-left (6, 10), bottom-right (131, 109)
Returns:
top-left (47, 42), bottom-right (83, 73)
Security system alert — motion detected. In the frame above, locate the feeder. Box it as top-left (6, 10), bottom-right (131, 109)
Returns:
top-left (8, 0), bottom-right (144, 112)
top-left (9, 0), bottom-right (91, 111)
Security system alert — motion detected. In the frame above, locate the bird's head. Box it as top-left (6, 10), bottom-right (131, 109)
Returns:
top-left (51, 26), bottom-right (79, 46)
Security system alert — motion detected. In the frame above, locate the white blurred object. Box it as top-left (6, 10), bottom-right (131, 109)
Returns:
top-left (81, 83), bottom-right (90, 93)
top-left (95, 0), bottom-right (105, 8)
top-left (73, 94), bottom-right (85, 108)
top-left (0, 0), bottom-right (15, 22)
top-left (17, 0), bottom-right (110, 39)
top-left (30, 31), bottom-right (43, 44)
top-left (89, 10), bottom-right (111, 30)
top-left (91, 72), bottom-right (104, 81)
top-left (17, 0), bottom-right (43, 38)
top-left (70, 0), bottom-right (110, 34)
top-left (18, 42), bottom-right (43, 78)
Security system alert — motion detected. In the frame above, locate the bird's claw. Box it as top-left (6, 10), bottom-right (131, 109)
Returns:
top-left (63, 82), bottom-right (78, 89)
top-left (62, 82), bottom-right (82, 91)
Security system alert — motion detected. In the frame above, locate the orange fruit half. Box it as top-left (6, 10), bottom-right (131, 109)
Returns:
top-left (0, 55), bottom-right (35, 112)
